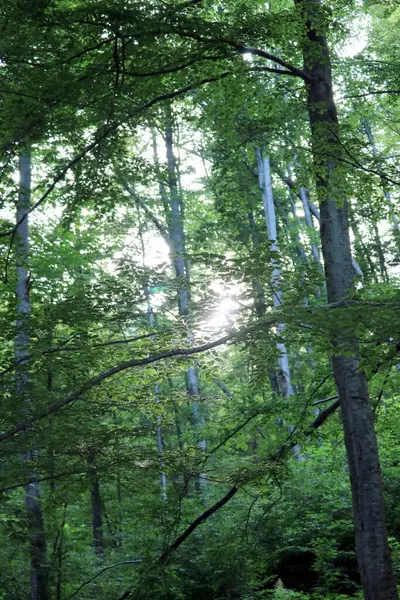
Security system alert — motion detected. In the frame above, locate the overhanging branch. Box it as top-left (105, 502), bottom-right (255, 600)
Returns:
top-left (0, 72), bottom-right (231, 240)
top-left (0, 320), bottom-right (274, 444)
top-left (152, 398), bottom-right (340, 568)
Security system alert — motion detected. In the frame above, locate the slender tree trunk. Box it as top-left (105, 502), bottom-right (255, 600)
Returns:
top-left (306, 193), bottom-right (364, 280)
top-left (247, 207), bottom-right (267, 318)
top-left (287, 194), bottom-right (308, 265)
top-left (135, 197), bottom-right (168, 500)
top-left (164, 120), bottom-right (206, 486)
top-left (257, 149), bottom-right (303, 456)
top-left (299, 186), bottom-right (322, 267)
top-left (16, 153), bottom-right (49, 600)
top-left (256, 148), bottom-right (294, 398)
top-left (372, 220), bottom-right (389, 282)
top-left (349, 211), bottom-right (378, 282)
top-left (87, 455), bottom-right (105, 558)
top-left (295, 2), bottom-right (398, 597)
top-left (54, 504), bottom-right (67, 600)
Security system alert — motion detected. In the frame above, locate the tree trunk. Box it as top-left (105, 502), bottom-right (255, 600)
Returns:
top-left (165, 120), bottom-right (206, 486)
top-left (349, 211), bottom-right (378, 283)
top-left (295, 2), bottom-right (398, 597)
top-left (372, 220), bottom-right (389, 283)
top-left (88, 456), bottom-right (105, 558)
top-left (256, 148), bottom-right (294, 398)
top-left (15, 153), bottom-right (49, 600)
top-left (299, 186), bottom-right (322, 267)
top-left (247, 206), bottom-right (267, 318)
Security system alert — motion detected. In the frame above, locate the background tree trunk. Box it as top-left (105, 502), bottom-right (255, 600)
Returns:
top-left (16, 152), bottom-right (49, 600)
top-left (165, 120), bottom-right (206, 487)
top-left (256, 148), bottom-right (294, 398)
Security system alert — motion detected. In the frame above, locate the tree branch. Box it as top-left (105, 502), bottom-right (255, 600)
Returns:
top-left (0, 72), bottom-right (231, 239)
top-left (125, 186), bottom-right (172, 248)
top-left (159, 485), bottom-right (239, 564)
top-left (0, 462), bottom-right (119, 494)
top-left (309, 399), bottom-right (340, 429)
top-left (157, 398), bottom-right (340, 564)
top-left (0, 332), bottom-right (164, 379)
top-left (133, 27), bottom-right (311, 81)
top-left (65, 560), bottom-right (142, 600)
top-left (345, 89), bottom-right (400, 99)
top-left (0, 320), bottom-right (275, 444)
top-left (122, 53), bottom-right (229, 78)
top-left (114, 398), bottom-right (340, 600)
top-left (249, 65), bottom-right (304, 78)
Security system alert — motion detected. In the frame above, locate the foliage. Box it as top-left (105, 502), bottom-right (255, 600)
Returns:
top-left (0, 0), bottom-right (399, 599)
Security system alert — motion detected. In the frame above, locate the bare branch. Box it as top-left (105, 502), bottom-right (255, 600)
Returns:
top-left (0, 332), bottom-right (164, 379)
top-left (345, 89), bottom-right (400, 99)
top-left (159, 485), bottom-right (239, 564)
top-left (0, 462), bottom-right (118, 494)
top-left (123, 53), bottom-right (228, 78)
top-left (249, 65), bottom-right (304, 78)
top-left (309, 399), bottom-right (340, 429)
top-left (132, 27), bottom-right (311, 81)
top-left (313, 395), bottom-right (339, 406)
top-left (65, 560), bottom-right (142, 600)
top-left (157, 398), bottom-right (340, 565)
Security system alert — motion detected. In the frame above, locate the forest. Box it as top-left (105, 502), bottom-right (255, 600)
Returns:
top-left (0, 0), bottom-right (399, 599)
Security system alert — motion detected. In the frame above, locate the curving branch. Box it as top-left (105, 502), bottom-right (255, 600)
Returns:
top-left (66, 560), bottom-right (142, 600)
top-left (0, 72), bottom-right (231, 240)
top-left (157, 397), bottom-right (340, 565)
top-left (0, 320), bottom-right (275, 444)
top-left (125, 186), bottom-right (172, 249)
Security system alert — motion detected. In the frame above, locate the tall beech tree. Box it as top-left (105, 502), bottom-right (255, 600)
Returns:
top-left (295, 1), bottom-right (398, 596)
top-left (15, 153), bottom-right (49, 600)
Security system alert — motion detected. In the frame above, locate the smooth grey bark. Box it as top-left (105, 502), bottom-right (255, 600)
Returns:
top-left (256, 149), bottom-right (302, 457)
top-left (165, 123), bottom-right (189, 316)
top-left (15, 153), bottom-right (49, 600)
top-left (372, 220), bottom-right (389, 282)
top-left (284, 165), bottom-right (309, 265)
top-left (299, 186), bottom-right (322, 266)
top-left (113, 413), bottom-right (124, 547)
top-left (135, 193), bottom-right (168, 500)
top-left (256, 148), bottom-right (294, 399)
top-left (55, 506), bottom-right (67, 600)
top-left (296, 1), bottom-right (398, 597)
top-left (152, 130), bottom-right (171, 231)
top-left (287, 195), bottom-right (309, 265)
top-left (247, 207), bottom-right (268, 319)
top-left (282, 175), bottom-right (364, 278)
top-left (164, 121), bottom-right (206, 486)
top-left (213, 377), bottom-right (233, 398)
